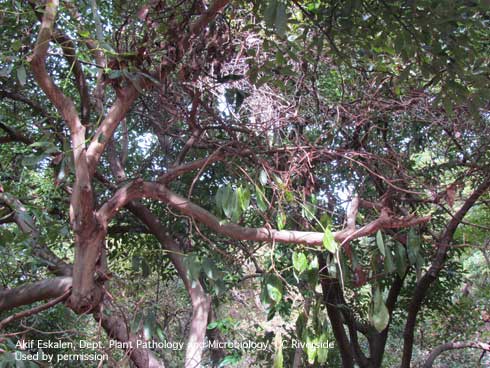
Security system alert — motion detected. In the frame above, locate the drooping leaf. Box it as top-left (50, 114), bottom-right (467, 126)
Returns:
top-left (305, 256), bottom-right (319, 288)
top-left (143, 310), bottom-right (155, 340)
top-left (16, 65), bottom-right (26, 86)
top-left (130, 311), bottom-right (144, 333)
top-left (305, 332), bottom-right (317, 364)
top-left (295, 312), bottom-right (307, 339)
top-left (316, 332), bottom-right (329, 363)
top-left (255, 185), bottom-right (268, 212)
top-left (237, 186), bottom-right (251, 211)
top-left (274, 1), bottom-right (287, 36)
top-left (259, 169), bottom-right (269, 185)
top-left (292, 252), bottom-right (308, 274)
top-left (370, 287), bottom-right (390, 332)
top-left (202, 257), bottom-right (220, 280)
top-left (394, 243), bottom-right (408, 278)
top-left (323, 227), bottom-right (338, 253)
top-left (407, 228), bottom-right (421, 265)
top-left (265, 274), bottom-right (283, 303)
top-left (141, 258), bottom-right (150, 278)
top-left (376, 230), bottom-right (385, 256)
top-left (276, 210), bottom-right (286, 230)
top-left (264, 0), bottom-right (278, 28)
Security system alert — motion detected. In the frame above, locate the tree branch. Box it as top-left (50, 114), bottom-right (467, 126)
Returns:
top-left (98, 182), bottom-right (431, 247)
top-left (401, 175), bottom-right (490, 368)
top-left (86, 86), bottom-right (140, 175)
top-left (93, 302), bottom-right (165, 368)
top-left (0, 192), bottom-right (71, 276)
top-left (0, 289), bottom-right (71, 329)
top-left (423, 341), bottom-right (490, 368)
top-left (30, 0), bottom-right (94, 234)
top-left (0, 277), bottom-right (72, 313)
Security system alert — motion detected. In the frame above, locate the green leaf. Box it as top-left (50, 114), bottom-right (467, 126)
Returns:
top-left (394, 243), bottom-right (408, 278)
top-left (264, 0), bottom-right (278, 28)
top-left (266, 274), bottom-right (283, 303)
top-left (132, 255), bottom-right (141, 272)
top-left (322, 227), bottom-right (338, 253)
top-left (0, 65), bottom-right (13, 77)
top-left (301, 202), bottom-right (316, 221)
top-left (407, 228), bottom-right (420, 265)
top-left (305, 332), bottom-right (317, 364)
top-left (317, 333), bottom-right (329, 363)
top-left (183, 254), bottom-right (201, 281)
top-left (376, 230), bottom-right (385, 256)
top-left (259, 169), bottom-right (269, 185)
top-left (276, 210), bottom-right (286, 230)
top-left (156, 324), bottom-right (166, 342)
top-left (292, 252), bottom-right (308, 274)
top-left (218, 353), bottom-right (242, 367)
top-left (370, 287), bottom-right (390, 332)
top-left (143, 311), bottom-right (155, 340)
top-left (130, 311), bottom-right (144, 333)
top-left (222, 185), bottom-right (236, 219)
top-left (255, 185), bottom-right (268, 212)
top-left (215, 186), bottom-right (226, 214)
top-left (202, 257), bottom-right (220, 280)
top-left (384, 243), bottom-right (396, 274)
top-left (237, 186), bottom-right (251, 211)
top-left (305, 256), bottom-right (319, 288)
top-left (79, 29), bottom-right (91, 38)
top-left (16, 65), bottom-right (26, 86)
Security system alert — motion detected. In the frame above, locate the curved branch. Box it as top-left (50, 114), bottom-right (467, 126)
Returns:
top-left (158, 153), bottom-right (224, 185)
top-left (86, 86), bottom-right (139, 175)
top-left (98, 181), bottom-right (431, 247)
top-left (401, 175), bottom-right (490, 368)
top-left (423, 341), bottom-right (490, 368)
top-left (0, 192), bottom-right (71, 276)
top-left (0, 277), bottom-right (72, 313)
top-left (28, 0), bottom-right (90, 125)
top-left (0, 289), bottom-right (71, 329)
top-left (30, 0), bottom-right (94, 233)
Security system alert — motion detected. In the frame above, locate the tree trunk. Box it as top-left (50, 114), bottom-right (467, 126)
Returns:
top-left (69, 229), bottom-right (106, 313)
top-left (94, 303), bottom-right (166, 368)
top-left (127, 202), bottom-right (212, 367)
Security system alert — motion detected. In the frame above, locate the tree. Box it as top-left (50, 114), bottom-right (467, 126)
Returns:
top-left (0, 1), bottom-right (489, 367)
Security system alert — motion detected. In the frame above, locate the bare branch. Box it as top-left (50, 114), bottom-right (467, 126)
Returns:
top-left (98, 181), bottom-right (431, 247)
top-left (188, 0), bottom-right (230, 38)
top-left (86, 86), bottom-right (139, 175)
top-left (401, 175), bottom-right (490, 368)
top-left (0, 277), bottom-right (72, 313)
top-left (0, 289), bottom-right (71, 329)
top-left (423, 341), bottom-right (490, 368)
top-left (158, 153), bottom-right (224, 185)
